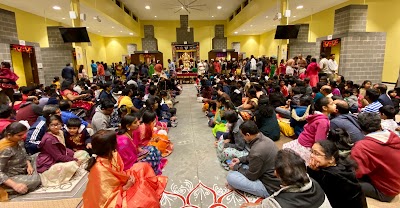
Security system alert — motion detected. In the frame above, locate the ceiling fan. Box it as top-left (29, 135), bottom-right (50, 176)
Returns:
top-left (172, 0), bottom-right (207, 14)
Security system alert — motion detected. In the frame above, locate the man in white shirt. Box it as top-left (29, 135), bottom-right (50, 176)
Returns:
top-left (319, 52), bottom-right (330, 79)
top-left (250, 55), bottom-right (257, 76)
top-left (328, 54), bottom-right (338, 75)
top-left (168, 59), bottom-right (175, 73)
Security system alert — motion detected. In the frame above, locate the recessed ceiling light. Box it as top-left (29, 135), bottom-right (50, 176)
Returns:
top-left (145, 5), bottom-right (150, 10)
top-left (234, 32), bottom-right (238, 34)
top-left (120, 31), bottom-right (123, 32)
top-left (111, 26), bottom-right (114, 28)
top-left (296, 5), bottom-right (303, 9)
top-left (154, 16), bottom-right (157, 18)
top-left (217, 6), bottom-right (222, 9)
top-left (62, 17), bottom-right (66, 20)
top-left (211, 16), bottom-right (214, 18)
top-left (266, 16), bottom-right (269, 18)
top-left (129, 33), bottom-right (134, 35)
top-left (98, 31), bottom-right (100, 32)
top-left (52, 6), bottom-right (61, 10)
top-left (250, 25), bottom-right (253, 27)
top-left (293, 16), bottom-right (296, 17)
top-left (242, 29), bottom-right (245, 31)
top-left (86, 27), bottom-right (89, 28)
top-left (93, 16), bottom-right (97, 19)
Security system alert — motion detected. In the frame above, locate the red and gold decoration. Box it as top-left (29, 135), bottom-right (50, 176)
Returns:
top-left (11, 45), bottom-right (33, 53)
top-left (322, 39), bottom-right (340, 48)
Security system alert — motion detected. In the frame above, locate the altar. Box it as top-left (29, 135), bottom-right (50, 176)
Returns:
top-left (172, 42), bottom-right (199, 72)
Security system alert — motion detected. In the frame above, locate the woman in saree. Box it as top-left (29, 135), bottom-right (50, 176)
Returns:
top-left (0, 122), bottom-right (41, 201)
top-left (60, 80), bottom-right (93, 111)
top-left (138, 110), bottom-right (173, 157)
top-left (117, 114), bottom-right (165, 175)
top-left (83, 130), bottom-right (167, 208)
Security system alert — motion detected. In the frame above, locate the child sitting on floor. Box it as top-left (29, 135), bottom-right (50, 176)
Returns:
top-left (379, 105), bottom-right (399, 132)
top-left (63, 118), bottom-right (92, 153)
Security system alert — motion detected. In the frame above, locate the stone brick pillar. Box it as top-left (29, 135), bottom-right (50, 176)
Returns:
top-left (288, 24), bottom-right (318, 58)
top-left (41, 26), bottom-right (74, 84)
top-left (0, 8), bottom-right (18, 63)
top-left (212, 25), bottom-right (227, 50)
top-left (334, 5), bottom-right (367, 35)
top-left (176, 15), bottom-right (194, 44)
top-left (329, 4), bottom-right (386, 84)
top-left (142, 25), bottom-right (158, 51)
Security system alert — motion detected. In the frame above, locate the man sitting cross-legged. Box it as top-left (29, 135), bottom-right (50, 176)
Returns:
top-left (226, 120), bottom-right (281, 198)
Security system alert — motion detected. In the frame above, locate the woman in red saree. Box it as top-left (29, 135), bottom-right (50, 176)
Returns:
top-left (83, 130), bottom-right (167, 208)
top-left (60, 80), bottom-right (93, 111)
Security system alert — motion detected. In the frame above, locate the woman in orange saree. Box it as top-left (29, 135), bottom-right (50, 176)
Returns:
top-left (139, 110), bottom-right (173, 157)
top-left (83, 130), bottom-right (167, 208)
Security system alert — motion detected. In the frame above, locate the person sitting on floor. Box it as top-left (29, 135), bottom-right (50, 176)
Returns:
top-left (351, 112), bottom-right (400, 202)
top-left (242, 149), bottom-right (331, 208)
top-left (253, 95), bottom-right (280, 141)
top-left (330, 99), bottom-right (364, 143)
top-left (36, 115), bottom-right (85, 187)
top-left (24, 105), bottom-right (61, 155)
top-left (290, 95), bottom-right (312, 138)
top-left (63, 118), bottom-right (92, 153)
top-left (215, 110), bottom-right (247, 170)
top-left (361, 89), bottom-right (382, 113)
top-left (82, 130), bottom-right (167, 208)
top-left (283, 97), bottom-right (336, 164)
top-left (0, 104), bottom-right (14, 133)
top-left (117, 114), bottom-right (164, 175)
top-left (308, 140), bottom-right (367, 208)
top-left (59, 100), bottom-right (90, 128)
top-left (0, 122), bottom-right (41, 201)
top-left (226, 120), bottom-right (281, 198)
top-left (138, 110), bottom-right (172, 159)
top-left (91, 99), bottom-right (116, 133)
top-left (15, 96), bottom-right (42, 126)
top-left (379, 105), bottom-right (399, 131)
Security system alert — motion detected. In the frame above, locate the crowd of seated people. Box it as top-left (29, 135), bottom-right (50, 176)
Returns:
top-left (0, 62), bottom-right (181, 204)
top-left (198, 54), bottom-right (400, 207)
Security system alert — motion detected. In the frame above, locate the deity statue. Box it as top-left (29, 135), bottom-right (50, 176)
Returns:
top-left (181, 52), bottom-right (191, 71)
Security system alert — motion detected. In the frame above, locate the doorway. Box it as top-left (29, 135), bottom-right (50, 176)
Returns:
top-left (10, 45), bottom-right (39, 87)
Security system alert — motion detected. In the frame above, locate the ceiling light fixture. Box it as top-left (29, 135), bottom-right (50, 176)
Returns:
top-left (250, 25), bottom-right (253, 27)
top-left (217, 6), bottom-right (222, 9)
top-left (154, 16), bottom-right (157, 18)
top-left (293, 16), bottom-right (296, 18)
top-left (62, 17), bottom-right (66, 20)
top-left (111, 26), bottom-right (114, 28)
top-left (145, 6), bottom-right (150, 10)
top-left (129, 32), bottom-right (134, 35)
top-left (52, 6), bottom-right (61, 10)
top-left (86, 27), bottom-right (90, 28)
top-left (234, 32), bottom-right (238, 34)
top-left (296, 5), bottom-right (303, 9)
top-left (266, 16), bottom-right (269, 18)
top-left (98, 31), bottom-right (100, 32)
top-left (120, 31), bottom-right (123, 32)
top-left (211, 16), bottom-right (214, 18)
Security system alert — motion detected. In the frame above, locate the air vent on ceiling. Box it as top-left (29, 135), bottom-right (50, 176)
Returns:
top-left (243, 0), bottom-right (249, 8)
top-left (116, 0), bottom-right (122, 8)
top-left (132, 14), bottom-right (137, 22)
top-left (236, 7), bottom-right (241, 15)
top-left (229, 15), bottom-right (234, 21)
top-left (124, 7), bottom-right (130, 15)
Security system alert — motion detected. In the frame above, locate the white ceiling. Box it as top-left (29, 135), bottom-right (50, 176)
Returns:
top-left (121, 0), bottom-right (243, 20)
top-left (0, 0), bottom-right (136, 37)
top-left (0, 0), bottom-right (348, 37)
top-left (232, 0), bottom-right (348, 35)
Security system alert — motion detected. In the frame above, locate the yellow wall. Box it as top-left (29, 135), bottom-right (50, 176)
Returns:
top-left (0, 3), bottom-right (61, 47)
top-left (10, 50), bottom-right (26, 86)
top-left (227, 35), bottom-right (260, 58)
top-left (104, 36), bottom-right (142, 64)
top-left (259, 30), bottom-right (280, 57)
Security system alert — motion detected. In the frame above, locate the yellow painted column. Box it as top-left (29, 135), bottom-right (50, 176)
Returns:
top-left (278, 0), bottom-right (288, 61)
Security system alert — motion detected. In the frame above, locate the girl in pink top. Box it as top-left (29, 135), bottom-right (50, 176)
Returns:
top-left (283, 97), bottom-right (336, 164)
top-left (306, 58), bottom-right (320, 87)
